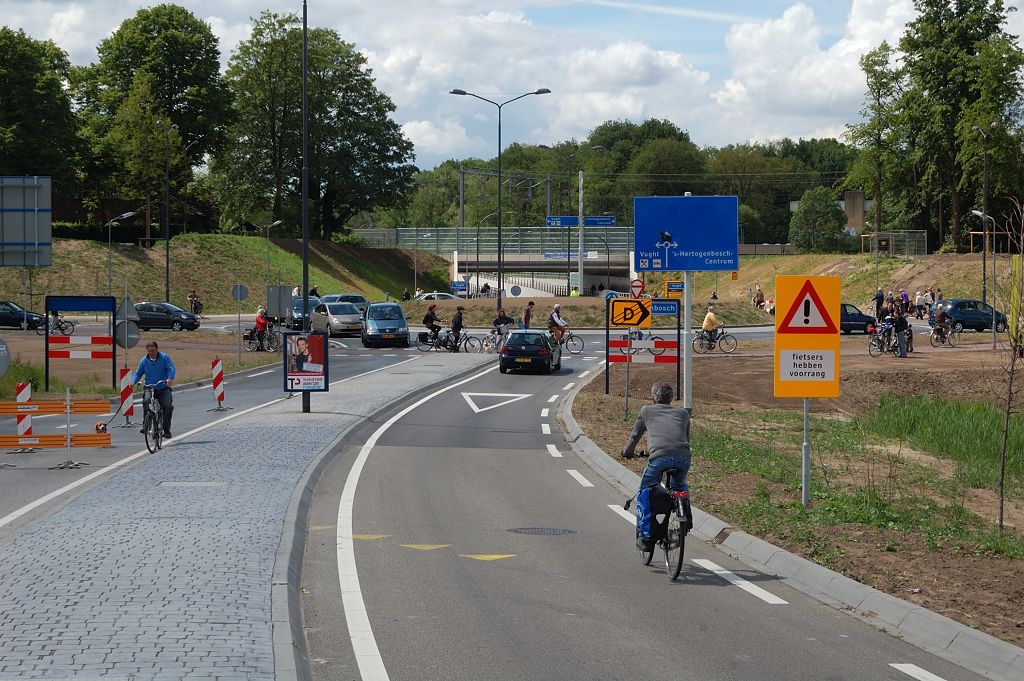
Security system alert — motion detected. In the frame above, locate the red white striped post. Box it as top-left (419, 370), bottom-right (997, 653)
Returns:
top-left (208, 357), bottom-right (230, 412)
top-left (115, 367), bottom-right (136, 427)
top-left (15, 382), bottom-right (32, 435)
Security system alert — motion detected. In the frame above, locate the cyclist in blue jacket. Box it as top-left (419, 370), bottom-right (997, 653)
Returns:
top-left (131, 341), bottom-right (176, 438)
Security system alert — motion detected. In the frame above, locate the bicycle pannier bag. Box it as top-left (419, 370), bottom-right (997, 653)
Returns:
top-left (635, 484), bottom-right (674, 542)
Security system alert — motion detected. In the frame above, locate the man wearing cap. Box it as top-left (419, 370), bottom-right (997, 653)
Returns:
top-left (451, 305), bottom-right (465, 352)
top-left (131, 341), bottom-right (176, 438)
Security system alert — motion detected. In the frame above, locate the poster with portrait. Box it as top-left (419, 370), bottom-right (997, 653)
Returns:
top-left (283, 332), bottom-right (329, 391)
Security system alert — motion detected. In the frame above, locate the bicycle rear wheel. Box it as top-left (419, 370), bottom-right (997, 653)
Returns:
top-left (664, 512), bottom-right (685, 580)
top-left (144, 413), bottom-right (161, 453)
top-left (58, 320), bottom-right (75, 335)
top-left (868, 336), bottom-right (883, 357)
top-left (565, 334), bottom-right (584, 354)
top-left (929, 331), bottom-right (941, 348)
top-left (416, 334), bottom-right (434, 352)
top-left (463, 336), bottom-right (482, 352)
top-left (691, 335), bottom-right (709, 354)
top-left (718, 334), bottom-right (737, 353)
top-left (244, 336), bottom-right (258, 352)
top-left (648, 335), bottom-right (666, 355)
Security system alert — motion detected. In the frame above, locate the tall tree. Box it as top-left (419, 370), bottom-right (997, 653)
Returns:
top-left (215, 11), bottom-right (416, 238)
top-left (789, 187), bottom-right (847, 252)
top-left (0, 28), bottom-right (79, 187)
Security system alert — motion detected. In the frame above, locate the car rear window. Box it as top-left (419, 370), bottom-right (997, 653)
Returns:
top-left (339, 295), bottom-right (367, 304)
top-left (510, 333), bottom-right (546, 346)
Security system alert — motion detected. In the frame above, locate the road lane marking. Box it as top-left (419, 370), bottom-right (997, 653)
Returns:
top-left (401, 544), bottom-right (451, 551)
top-left (462, 392), bottom-right (532, 414)
top-left (352, 534), bottom-right (389, 540)
top-left (0, 358), bottom-right (420, 532)
top-left (579, 371), bottom-right (591, 378)
top-left (250, 370), bottom-right (274, 377)
top-left (541, 423), bottom-right (551, 435)
top-left (337, 363), bottom-right (498, 681)
top-left (562, 382), bottom-right (576, 391)
top-left (541, 408), bottom-right (549, 417)
top-left (691, 559), bottom-right (789, 605)
top-left (582, 356), bottom-right (598, 361)
top-left (566, 469), bottom-right (593, 487)
top-left (460, 554), bottom-right (515, 561)
top-left (546, 444), bottom-right (562, 458)
top-left (547, 395), bottom-right (559, 403)
top-left (608, 504), bottom-right (635, 523)
top-left (890, 664), bottom-right (948, 681)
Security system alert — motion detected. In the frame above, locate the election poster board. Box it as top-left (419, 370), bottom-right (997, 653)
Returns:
top-left (283, 332), bottom-right (329, 392)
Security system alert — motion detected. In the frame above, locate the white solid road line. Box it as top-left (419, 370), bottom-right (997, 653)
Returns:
top-left (582, 356), bottom-right (598, 361)
top-left (562, 382), bottom-right (576, 391)
top-left (890, 664), bottom-right (948, 681)
top-left (0, 358), bottom-right (419, 532)
top-left (546, 444), bottom-right (563, 458)
top-left (566, 469), bottom-right (594, 487)
top-left (337, 363), bottom-right (497, 681)
top-left (541, 423), bottom-right (551, 435)
top-left (608, 504), bottom-right (635, 523)
top-left (691, 559), bottom-right (789, 605)
top-left (541, 408), bottom-right (549, 417)
top-left (250, 370), bottom-right (274, 377)
top-left (547, 395), bottom-right (559, 403)
top-left (579, 371), bottom-right (591, 378)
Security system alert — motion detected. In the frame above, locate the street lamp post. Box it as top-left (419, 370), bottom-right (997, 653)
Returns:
top-left (450, 87), bottom-right (550, 310)
top-left (972, 210), bottom-right (1000, 349)
top-left (265, 219), bottom-right (283, 300)
top-left (591, 234), bottom-right (611, 291)
top-left (973, 123), bottom-right (998, 304)
top-left (156, 119), bottom-right (178, 303)
top-left (106, 210), bottom-right (138, 297)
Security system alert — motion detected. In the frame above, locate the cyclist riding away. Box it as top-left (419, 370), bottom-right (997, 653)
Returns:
top-left (132, 341), bottom-right (176, 439)
top-left (548, 304), bottom-right (569, 342)
top-left (702, 305), bottom-right (721, 343)
top-left (620, 381), bottom-right (691, 495)
top-left (254, 305), bottom-right (269, 351)
top-left (422, 304), bottom-right (443, 340)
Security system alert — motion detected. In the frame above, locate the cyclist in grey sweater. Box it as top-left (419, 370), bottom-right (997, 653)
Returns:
top-left (621, 381), bottom-right (691, 493)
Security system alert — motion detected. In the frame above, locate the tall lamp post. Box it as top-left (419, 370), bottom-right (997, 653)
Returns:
top-left (972, 123), bottom-right (998, 304)
top-left (449, 87), bottom-right (550, 310)
top-left (972, 210), bottom-right (1000, 349)
top-left (156, 119), bottom-right (178, 303)
top-left (106, 210), bottom-right (138, 296)
top-left (265, 219), bottom-right (283, 298)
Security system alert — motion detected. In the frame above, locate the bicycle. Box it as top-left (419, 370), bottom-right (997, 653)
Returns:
top-left (189, 300), bottom-right (205, 318)
top-left (245, 322), bottom-right (282, 352)
top-left (556, 328), bottom-right (585, 354)
top-left (36, 314), bottom-right (74, 336)
top-left (459, 333), bottom-right (483, 352)
top-left (929, 325), bottom-right (960, 348)
top-left (618, 328), bottom-right (665, 356)
top-left (140, 380), bottom-right (168, 453)
top-left (416, 327), bottom-right (456, 352)
top-left (482, 325), bottom-right (512, 353)
top-left (691, 327), bottom-right (736, 354)
top-left (627, 452), bottom-right (691, 581)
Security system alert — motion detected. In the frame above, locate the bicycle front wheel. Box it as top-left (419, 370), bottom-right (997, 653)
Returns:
top-left (565, 334), bottom-right (584, 354)
top-left (144, 413), bottom-right (161, 453)
top-left (664, 513), bottom-right (685, 580)
top-left (648, 336), bottom-right (666, 355)
top-left (717, 334), bottom-right (737, 353)
top-left (868, 336), bottom-right (883, 357)
top-left (58, 320), bottom-right (75, 335)
top-left (948, 330), bottom-right (960, 347)
top-left (266, 332), bottom-right (282, 352)
top-left (463, 336), bottom-right (482, 353)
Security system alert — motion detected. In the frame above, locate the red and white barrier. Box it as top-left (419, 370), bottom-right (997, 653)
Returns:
top-left (46, 335), bottom-right (115, 360)
top-left (606, 338), bottom-right (680, 364)
top-left (118, 368), bottom-right (134, 418)
top-left (209, 358), bottom-right (229, 412)
top-left (15, 382), bottom-right (31, 436)
top-left (607, 353), bottom-right (679, 364)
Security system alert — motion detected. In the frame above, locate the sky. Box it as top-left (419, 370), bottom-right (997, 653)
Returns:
top-left (5, 0), bottom-right (1024, 169)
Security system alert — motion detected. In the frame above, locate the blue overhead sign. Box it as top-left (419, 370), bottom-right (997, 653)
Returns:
top-left (633, 196), bottom-right (739, 272)
top-left (545, 215), bottom-right (618, 227)
top-left (652, 300), bottom-right (680, 316)
top-left (450, 280), bottom-right (468, 291)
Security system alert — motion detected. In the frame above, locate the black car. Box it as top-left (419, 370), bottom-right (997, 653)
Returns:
top-left (499, 329), bottom-right (562, 374)
top-left (928, 299), bottom-right (1009, 333)
top-left (288, 296), bottom-right (322, 330)
top-left (134, 302), bottom-right (200, 331)
top-left (840, 303), bottom-right (876, 334)
top-left (0, 300), bottom-right (43, 329)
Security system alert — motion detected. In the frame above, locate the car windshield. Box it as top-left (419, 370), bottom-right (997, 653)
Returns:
top-left (338, 295), bottom-right (367, 304)
top-left (328, 303), bottom-right (358, 315)
top-left (368, 306), bottom-right (403, 321)
top-left (163, 303), bottom-right (188, 314)
top-left (4, 302), bottom-right (25, 313)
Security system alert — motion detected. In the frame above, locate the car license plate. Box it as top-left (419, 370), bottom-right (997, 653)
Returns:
top-left (515, 357), bottom-right (531, 363)
top-left (383, 334), bottom-right (395, 339)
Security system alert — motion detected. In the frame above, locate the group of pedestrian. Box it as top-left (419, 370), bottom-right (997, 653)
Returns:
top-left (874, 286), bottom-right (941, 322)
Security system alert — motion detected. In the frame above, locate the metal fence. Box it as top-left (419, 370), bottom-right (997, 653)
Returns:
top-left (386, 226), bottom-right (634, 256)
top-left (861, 230), bottom-right (928, 257)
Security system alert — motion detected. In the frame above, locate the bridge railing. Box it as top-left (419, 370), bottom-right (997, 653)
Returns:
top-left (390, 226), bottom-right (635, 256)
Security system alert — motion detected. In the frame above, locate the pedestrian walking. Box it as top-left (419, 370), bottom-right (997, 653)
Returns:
top-left (894, 310), bottom-right (909, 358)
top-left (522, 300), bottom-right (534, 329)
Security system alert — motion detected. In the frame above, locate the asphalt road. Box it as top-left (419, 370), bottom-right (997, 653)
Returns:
top-left (300, 352), bottom-right (988, 681)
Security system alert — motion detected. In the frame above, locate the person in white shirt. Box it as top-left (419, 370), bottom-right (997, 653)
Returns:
top-left (547, 304), bottom-right (569, 341)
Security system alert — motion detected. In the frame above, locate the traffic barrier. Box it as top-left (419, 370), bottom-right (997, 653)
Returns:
top-left (0, 391), bottom-right (111, 468)
top-left (115, 367), bottom-right (136, 428)
top-left (15, 382), bottom-right (31, 436)
top-left (208, 357), bottom-right (230, 412)
top-left (606, 353), bottom-right (679, 364)
top-left (606, 338), bottom-right (680, 364)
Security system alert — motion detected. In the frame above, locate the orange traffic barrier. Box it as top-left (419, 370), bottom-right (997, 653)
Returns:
top-left (0, 395), bottom-right (113, 451)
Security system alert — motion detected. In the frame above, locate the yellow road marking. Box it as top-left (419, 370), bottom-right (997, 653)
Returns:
top-left (460, 554), bottom-right (516, 561)
top-left (401, 544), bottom-right (452, 551)
top-left (352, 533), bottom-right (391, 540)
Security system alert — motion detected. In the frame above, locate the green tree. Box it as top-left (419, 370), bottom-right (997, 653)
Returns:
top-left (789, 187), bottom-right (847, 252)
top-left (738, 204), bottom-right (765, 243)
top-left (619, 137), bottom-right (707, 207)
top-left (215, 11), bottom-right (415, 238)
top-left (0, 28), bottom-right (79, 187)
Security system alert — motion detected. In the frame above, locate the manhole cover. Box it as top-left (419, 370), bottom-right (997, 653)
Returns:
top-left (507, 528), bottom-right (579, 536)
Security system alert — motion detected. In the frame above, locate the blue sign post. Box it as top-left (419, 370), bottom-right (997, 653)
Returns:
top-left (633, 196), bottom-right (738, 272)
top-left (652, 299), bottom-right (680, 316)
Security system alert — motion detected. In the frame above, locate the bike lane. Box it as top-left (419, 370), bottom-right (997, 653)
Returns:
top-left (0, 352), bottom-right (492, 680)
top-left (302, 359), bottom-right (993, 681)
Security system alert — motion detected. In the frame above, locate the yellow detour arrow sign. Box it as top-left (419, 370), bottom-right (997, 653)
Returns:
top-left (773, 276), bottom-right (841, 398)
top-left (401, 544), bottom-right (451, 551)
top-left (459, 554), bottom-right (516, 561)
top-left (609, 298), bottom-right (652, 328)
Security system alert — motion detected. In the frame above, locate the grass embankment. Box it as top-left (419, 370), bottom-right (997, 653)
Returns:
top-left (0, 235), bottom-right (450, 314)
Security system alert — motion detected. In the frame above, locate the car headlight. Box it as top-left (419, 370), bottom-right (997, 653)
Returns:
top-left (398, 326), bottom-right (408, 332)
top-left (180, 314), bottom-right (188, 319)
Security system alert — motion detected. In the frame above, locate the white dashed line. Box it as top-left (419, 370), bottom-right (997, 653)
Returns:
top-left (889, 664), bottom-right (948, 681)
top-left (691, 559), bottom-right (789, 605)
top-left (546, 444), bottom-right (563, 458)
top-left (541, 423), bottom-right (551, 435)
top-left (566, 469), bottom-right (593, 487)
top-left (250, 370), bottom-right (273, 377)
top-left (579, 371), bottom-right (591, 378)
top-left (547, 395), bottom-right (559, 403)
top-left (608, 504), bottom-right (635, 523)
top-left (562, 382), bottom-right (575, 391)
top-left (541, 408), bottom-right (549, 417)
top-left (54, 424), bottom-right (78, 430)
top-left (582, 356), bottom-right (598, 361)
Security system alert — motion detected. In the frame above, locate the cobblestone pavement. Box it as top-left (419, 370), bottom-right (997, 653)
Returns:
top-left (0, 354), bottom-right (492, 680)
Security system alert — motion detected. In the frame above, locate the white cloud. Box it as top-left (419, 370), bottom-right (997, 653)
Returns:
top-left (402, 118), bottom-right (477, 156)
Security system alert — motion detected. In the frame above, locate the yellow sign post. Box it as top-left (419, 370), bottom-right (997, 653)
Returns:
top-left (608, 298), bottom-right (652, 329)
top-left (773, 275), bottom-right (841, 508)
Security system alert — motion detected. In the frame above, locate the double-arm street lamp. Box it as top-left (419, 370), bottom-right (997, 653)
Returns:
top-left (265, 219), bottom-right (284, 297)
top-left (449, 87), bottom-right (550, 310)
top-left (106, 210), bottom-right (139, 296)
top-left (156, 119), bottom-right (179, 303)
top-left (971, 209), bottom-right (1000, 349)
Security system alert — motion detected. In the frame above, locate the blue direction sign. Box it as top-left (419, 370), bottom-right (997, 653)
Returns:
top-left (666, 281), bottom-right (685, 292)
top-left (633, 196), bottom-right (739, 272)
top-left (450, 280), bottom-right (468, 291)
top-left (652, 300), bottom-right (680, 316)
top-left (545, 215), bottom-right (617, 227)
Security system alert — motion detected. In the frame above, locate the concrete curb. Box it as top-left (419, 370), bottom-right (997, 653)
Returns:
top-left (272, 358), bottom-right (493, 681)
top-left (556, 373), bottom-right (1024, 681)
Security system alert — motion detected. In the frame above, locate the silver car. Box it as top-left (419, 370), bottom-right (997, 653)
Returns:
top-left (311, 302), bottom-right (363, 337)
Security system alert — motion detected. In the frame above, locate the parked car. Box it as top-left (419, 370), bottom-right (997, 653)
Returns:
top-left (840, 303), bottom-right (876, 334)
top-left (320, 293), bottom-right (369, 317)
top-left (499, 329), bottom-right (562, 374)
top-left (288, 296), bottom-right (322, 330)
top-left (0, 300), bottom-right (43, 329)
top-left (134, 302), bottom-right (200, 331)
top-left (311, 302), bottom-right (363, 337)
top-left (928, 299), bottom-right (1008, 333)
top-left (415, 292), bottom-right (460, 301)
top-left (361, 302), bottom-right (409, 347)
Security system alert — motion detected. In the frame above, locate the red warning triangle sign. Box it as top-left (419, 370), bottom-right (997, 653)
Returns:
top-left (777, 279), bottom-right (839, 334)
